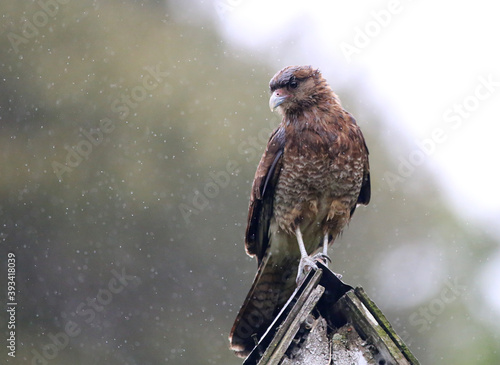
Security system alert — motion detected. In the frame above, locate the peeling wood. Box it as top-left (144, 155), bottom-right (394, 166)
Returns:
top-left (241, 262), bottom-right (420, 365)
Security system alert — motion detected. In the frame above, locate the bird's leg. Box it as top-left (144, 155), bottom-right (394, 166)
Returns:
top-left (295, 226), bottom-right (318, 284)
top-left (312, 234), bottom-right (332, 267)
top-left (323, 234), bottom-right (329, 256)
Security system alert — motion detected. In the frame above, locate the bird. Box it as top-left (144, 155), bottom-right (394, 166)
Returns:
top-left (229, 65), bottom-right (371, 358)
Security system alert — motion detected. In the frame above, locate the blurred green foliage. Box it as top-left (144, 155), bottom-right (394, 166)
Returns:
top-left (0, 1), bottom-right (498, 364)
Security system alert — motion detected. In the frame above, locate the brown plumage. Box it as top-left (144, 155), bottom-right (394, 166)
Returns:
top-left (229, 65), bottom-right (371, 358)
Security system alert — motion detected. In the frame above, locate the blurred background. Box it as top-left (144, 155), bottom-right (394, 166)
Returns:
top-left (1, 1), bottom-right (499, 364)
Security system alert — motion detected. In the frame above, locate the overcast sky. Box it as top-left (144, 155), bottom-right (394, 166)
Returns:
top-left (211, 0), bottom-right (500, 235)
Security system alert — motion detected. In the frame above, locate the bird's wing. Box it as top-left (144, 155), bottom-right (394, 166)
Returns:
top-left (245, 126), bottom-right (285, 264)
top-left (345, 112), bottom-right (371, 215)
top-left (357, 137), bottom-right (371, 206)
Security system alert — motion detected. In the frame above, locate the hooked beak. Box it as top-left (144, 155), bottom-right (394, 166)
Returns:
top-left (269, 89), bottom-right (288, 111)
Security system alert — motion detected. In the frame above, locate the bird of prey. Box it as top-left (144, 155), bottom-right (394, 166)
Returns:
top-left (229, 65), bottom-right (371, 358)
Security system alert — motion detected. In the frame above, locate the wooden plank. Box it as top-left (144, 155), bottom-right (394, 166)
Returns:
top-left (333, 290), bottom-right (412, 365)
top-left (354, 287), bottom-right (420, 365)
top-left (265, 285), bottom-right (324, 364)
top-left (243, 268), bottom-right (324, 365)
top-left (279, 315), bottom-right (331, 365)
top-left (241, 262), bottom-right (420, 365)
top-left (257, 269), bottom-right (323, 365)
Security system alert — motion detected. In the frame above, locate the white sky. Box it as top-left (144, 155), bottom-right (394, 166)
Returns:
top-left (212, 0), bottom-right (500, 233)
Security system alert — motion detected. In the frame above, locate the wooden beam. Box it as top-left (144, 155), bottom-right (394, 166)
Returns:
top-left (241, 262), bottom-right (420, 365)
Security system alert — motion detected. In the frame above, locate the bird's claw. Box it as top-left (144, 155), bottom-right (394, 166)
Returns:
top-left (296, 256), bottom-right (318, 285)
top-left (312, 252), bottom-right (331, 266)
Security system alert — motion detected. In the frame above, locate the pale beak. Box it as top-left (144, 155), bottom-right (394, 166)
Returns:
top-left (269, 90), bottom-right (288, 111)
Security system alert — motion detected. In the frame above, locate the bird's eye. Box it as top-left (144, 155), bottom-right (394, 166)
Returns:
top-left (289, 80), bottom-right (298, 89)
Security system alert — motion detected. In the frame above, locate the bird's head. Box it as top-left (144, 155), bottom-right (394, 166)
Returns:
top-left (269, 65), bottom-right (333, 116)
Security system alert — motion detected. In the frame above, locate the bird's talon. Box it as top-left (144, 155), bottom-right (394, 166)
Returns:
top-left (312, 253), bottom-right (331, 265)
top-left (296, 256), bottom-right (318, 284)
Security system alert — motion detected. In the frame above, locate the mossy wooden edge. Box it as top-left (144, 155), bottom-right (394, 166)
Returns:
top-left (335, 290), bottom-right (411, 365)
top-left (354, 287), bottom-right (420, 365)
